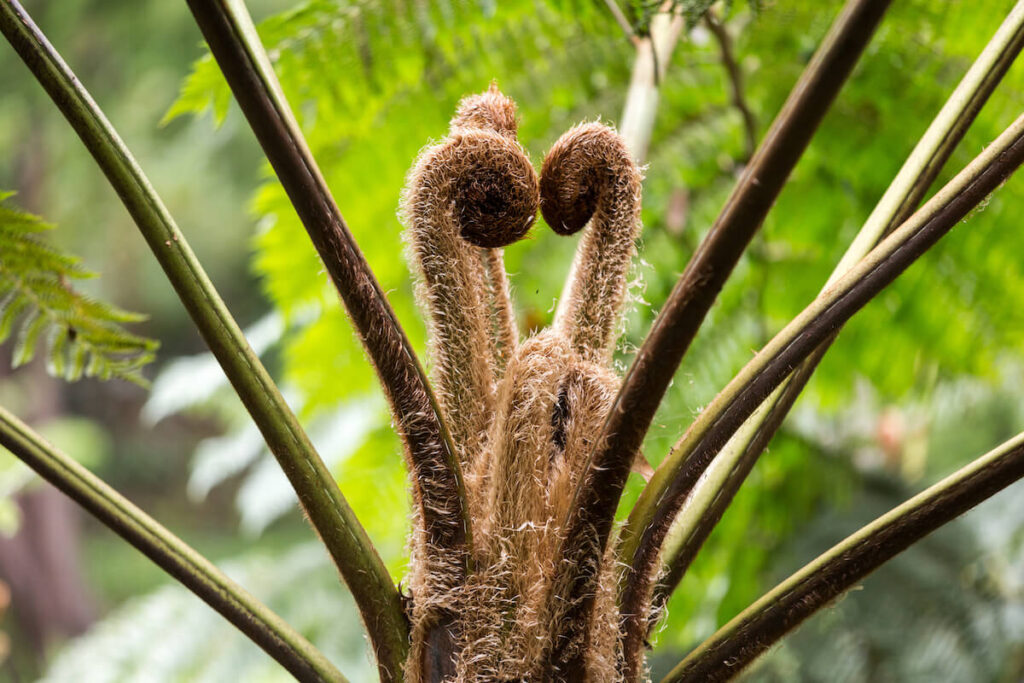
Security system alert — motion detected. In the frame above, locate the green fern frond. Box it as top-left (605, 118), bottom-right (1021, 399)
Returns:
top-left (0, 193), bottom-right (158, 386)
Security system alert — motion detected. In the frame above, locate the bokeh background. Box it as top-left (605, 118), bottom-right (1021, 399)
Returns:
top-left (2, 0), bottom-right (1024, 680)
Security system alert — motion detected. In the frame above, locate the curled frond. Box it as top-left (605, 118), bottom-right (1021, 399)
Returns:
top-left (401, 85), bottom-right (539, 681)
top-left (403, 90), bottom-right (539, 474)
top-left (450, 81), bottom-right (519, 138)
top-left (411, 130), bottom-right (539, 249)
top-left (541, 123), bottom-right (642, 364)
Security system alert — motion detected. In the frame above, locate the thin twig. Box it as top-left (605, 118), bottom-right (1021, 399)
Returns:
top-left (0, 1), bottom-right (407, 676)
top-left (705, 11), bottom-right (757, 160)
top-left (604, 0), bottom-right (639, 43)
top-left (663, 430), bottom-right (1024, 682)
top-left (547, 2), bottom-right (891, 674)
top-left (0, 405), bottom-right (346, 683)
top-left (649, 0), bottom-right (1024, 619)
top-left (618, 114), bottom-right (1024, 670)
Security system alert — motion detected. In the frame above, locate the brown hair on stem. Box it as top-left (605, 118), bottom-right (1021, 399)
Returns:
top-left (542, 122), bottom-right (643, 365)
top-left (402, 85), bottom-right (539, 680)
top-left (534, 122), bottom-right (642, 677)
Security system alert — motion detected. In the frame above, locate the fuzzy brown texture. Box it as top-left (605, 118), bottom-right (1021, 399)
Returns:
top-left (482, 247), bottom-right (518, 372)
top-left (541, 123), bottom-right (643, 365)
top-left (402, 89), bottom-right (643, 681)
top-left (404, 94), bottom-right (538, 471)
top-left (451, 82), bottom-right (519, 139)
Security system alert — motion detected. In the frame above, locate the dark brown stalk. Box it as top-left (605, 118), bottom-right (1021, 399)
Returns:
top-left (548, 1), bottom-right (891, 674)
top-left (663, 430), bottom-right (1024, 682)
top-left (183, 0), bottom-right (470, 645)
top-left (618, 113), bottom-right (1024, 679)
top-left (648, 0), bottom-right (1024, 624)
top-left (184, 5), bottom-right (477, 677)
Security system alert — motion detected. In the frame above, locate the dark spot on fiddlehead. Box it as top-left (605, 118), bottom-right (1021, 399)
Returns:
top-left (550, 383), bottom-right (570, 453)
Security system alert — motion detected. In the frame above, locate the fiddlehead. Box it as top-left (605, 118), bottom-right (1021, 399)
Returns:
top-left (404, 87), bottom-right (538, 475)
top-left (462, 331), bottom-right (623, 681)
top-left (402, 86), bottom-right (538, 681)
top-left (402, 96), bottom-right (644, 682)
top-left (541, 122), bottom-right (643, 365)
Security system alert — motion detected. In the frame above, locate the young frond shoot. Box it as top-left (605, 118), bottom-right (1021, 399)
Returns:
top-left (0, 192), bottom-right (157, 385)
top-left (402, 86), bottom-right (642, 681)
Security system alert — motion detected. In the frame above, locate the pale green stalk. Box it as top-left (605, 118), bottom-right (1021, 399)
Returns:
top-left (0, 0), bottom-right (407, 671)
top-left (663, 430), bottom-right (1024, 681)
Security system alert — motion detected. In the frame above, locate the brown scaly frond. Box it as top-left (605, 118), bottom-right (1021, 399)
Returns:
top-left (402, 85), bottom-right (540, 681)
top-left (402, 99), bottom-right (642, 679)
top-left (541, 122), bottom-right (643, 366)
top-left (533, 122), bottom-right (642, 679)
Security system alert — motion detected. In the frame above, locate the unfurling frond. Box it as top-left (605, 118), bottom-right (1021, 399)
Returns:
top-left (0, 193), bottom-right (157, 385)
top-left (401, 84), bottom-right (643, 679)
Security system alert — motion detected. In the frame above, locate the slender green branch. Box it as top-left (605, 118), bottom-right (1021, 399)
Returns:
top-left (0, 405), bottom-right (346, 683)
top-left (662, 430), bottom-right (1024, 682)
top-left (0, 2), bottom-right (408, 675)
top-left (182, 0), bottom-right (471, 571)
top-left (647, 0), bottom-right (1024, 630)
top-left (548, 1), bottom-right (891, 672)
top-left (618, 113), bottom-right (1024, 655)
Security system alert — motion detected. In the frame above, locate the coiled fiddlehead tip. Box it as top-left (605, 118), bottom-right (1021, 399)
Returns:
top-left (451, 82), bottom-right (519, 138)
top-left (539, 122), bottom-right (634, 236)
top-left (449, 133), bottom-right (538, 248)
top-left (406, 85), bottom-right (537, 249)
top-left (409, 91), bottom-right (539, 249)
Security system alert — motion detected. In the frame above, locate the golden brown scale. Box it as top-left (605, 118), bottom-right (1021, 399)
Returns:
top-left (401, 86), bottom-right (642, 682)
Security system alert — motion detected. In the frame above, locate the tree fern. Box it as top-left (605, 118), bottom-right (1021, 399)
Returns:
top-left (0, 192), bottom-right (157, 385)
